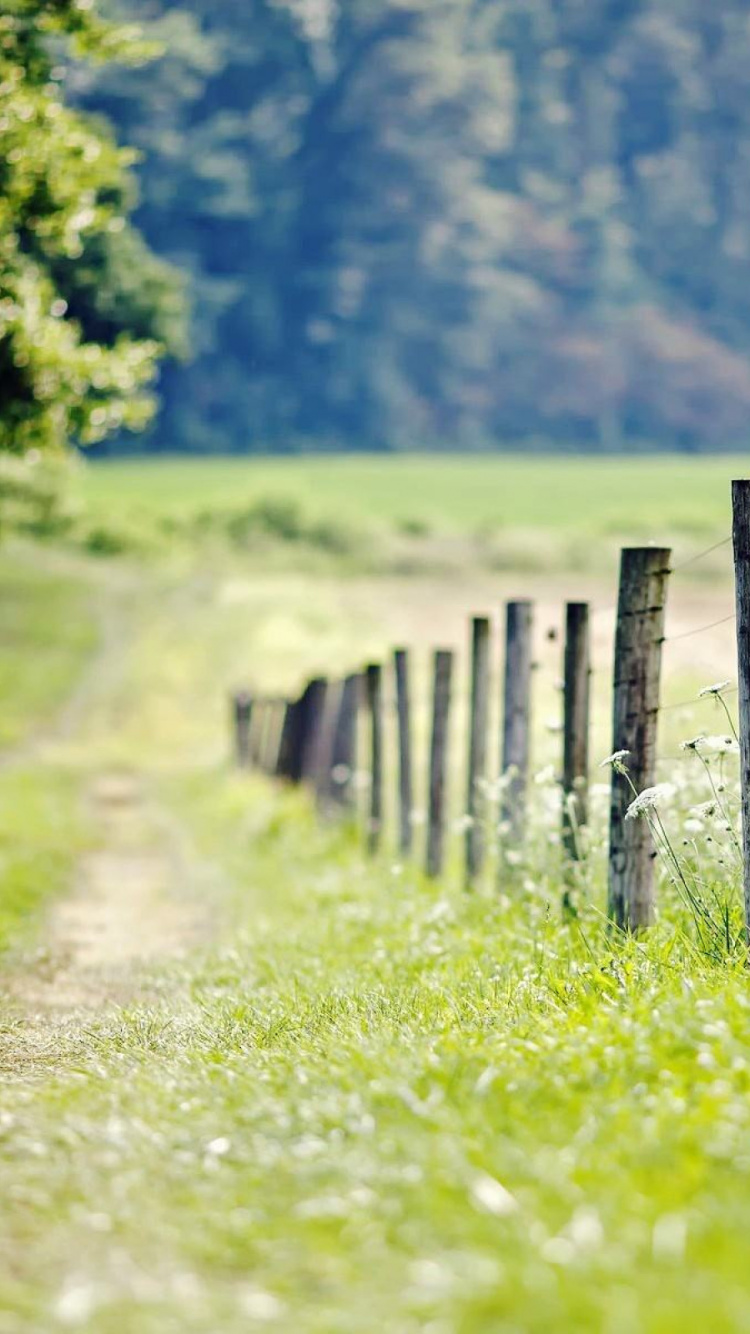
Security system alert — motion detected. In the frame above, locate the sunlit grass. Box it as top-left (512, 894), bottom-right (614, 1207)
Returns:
top-left (1, 773), bottom-right (749, 1331)
top-left (82, 454), bottom-right (739, 538)
top-left (0, 455), bottom-right (748, 1330)
top-left (77, 454), bottom-right (743, 579)
top-left (0, 553), bottom-right (97, 749)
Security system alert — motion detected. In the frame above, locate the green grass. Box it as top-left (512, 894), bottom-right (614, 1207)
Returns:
top-left (0, 767), bottom-right (88, 957)
top-left (0, 453), bottom-right (748, 1331)
top-left (1, 774), bottom-right (749, 1331)
top-left (83, 453), bottom-right (743, 545)
top-left (0, 553), bottom-right (97, 749)
top-left (0, 553), bottom-right (96, 953)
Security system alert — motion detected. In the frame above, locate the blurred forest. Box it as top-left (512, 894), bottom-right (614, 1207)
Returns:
top-left (7, 1), bottom-right (750, 455)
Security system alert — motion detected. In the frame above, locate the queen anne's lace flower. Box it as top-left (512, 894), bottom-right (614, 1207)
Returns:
top-left (698, 736), bottom-right (739, 755)
top-left (625, 783), bottom-right (675, 820)
top-left (698, 680), bottom-right (732, 698)
top-left (690, 801), bottom-right (717, 818)
top-left (599, 750), bottom-right (630, 772)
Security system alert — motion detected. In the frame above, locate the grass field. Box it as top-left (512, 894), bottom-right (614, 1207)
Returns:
top-left (0, 454), bottom-right (748, 1332)
top-left (83, 453), bottom-right (742, 538)
top-left (75, 454), bottom-right (745, 579)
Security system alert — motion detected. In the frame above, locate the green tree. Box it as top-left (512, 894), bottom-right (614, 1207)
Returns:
top-left (74, 0), bottom-right (750, 453)
top-left (0, 0), bottom-right (186, 454)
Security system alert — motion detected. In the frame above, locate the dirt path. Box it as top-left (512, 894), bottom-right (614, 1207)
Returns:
top-left (8, 770), bottom-right (212, 1019)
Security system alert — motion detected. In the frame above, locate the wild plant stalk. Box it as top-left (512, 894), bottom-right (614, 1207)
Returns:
top-left (616, 758), bottom-right (740, 957)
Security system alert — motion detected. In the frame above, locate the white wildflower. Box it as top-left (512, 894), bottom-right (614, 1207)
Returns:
top-left (453, 814), bottom-right (474, 833)
top-left (238, 1287), bottom-right (285, 1321)
top-left (205, 1137), bottom-right (231, 1157)
top-left (698, 736), bottom-right (739, 755)
top-left (470, 1172), bottom-right (519, 1217)
top-left (680, 736), bottom-right (705, 752)
top-left (690, 801), bottom-right (716, 818)
top-left (599, 750), bottom-right (630, 772)
top-left (698, 680), bottom-right (732, 698)
top-left (684, 819), bottom-right (704, 834)
top-left (625, 783), bottom-right (675, 820)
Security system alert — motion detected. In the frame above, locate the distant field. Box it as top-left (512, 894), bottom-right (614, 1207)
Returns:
top-left (83, 454), bottom-right (744, 544)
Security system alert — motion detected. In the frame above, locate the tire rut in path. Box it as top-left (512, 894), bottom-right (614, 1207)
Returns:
top-left (10, 771), bottom-right (211, 1017)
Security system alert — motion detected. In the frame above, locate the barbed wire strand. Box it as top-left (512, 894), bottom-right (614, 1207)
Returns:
top-left (664, 612), bottom-right (736, 644)
top-left (670, 534), bottom-right (732, 574)
top-left (591, 535), bottom-right (732, 624)
top-left (658, 686), bottom-right (738, 714)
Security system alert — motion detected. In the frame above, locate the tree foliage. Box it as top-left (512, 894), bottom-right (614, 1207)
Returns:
top-left (0, 0), bottom-right (185, 453)
top-left (76, 1), bottom-right (750, 452)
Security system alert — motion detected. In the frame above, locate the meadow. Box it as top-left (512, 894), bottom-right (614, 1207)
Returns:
top-left (0, 453), bottom-right (748, 1332)
top-left (82, 454), bottom-right (736, 540)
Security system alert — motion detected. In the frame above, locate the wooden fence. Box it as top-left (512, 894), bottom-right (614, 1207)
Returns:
top-left (231, 480), bottom-right (750, 940)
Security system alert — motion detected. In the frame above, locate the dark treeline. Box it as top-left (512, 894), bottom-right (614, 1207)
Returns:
top-left (73, 1), bottom-right (750, 454)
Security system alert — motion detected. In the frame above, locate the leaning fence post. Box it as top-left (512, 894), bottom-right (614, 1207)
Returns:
top-left (329, 674), bottom-right (360, 810)
top-left (264, 699), bottom-right (285, 776)
top-left (394, 649), bottom-right (414, 856)
top-left (501, 601), bottom-right (533, 841)
top-left (365, 665), bottom-right (383, 855)
top-left (300, 678), bottom-right (328, 785)
top-left (466, 617), bottom-right (491, 887)
top-left (427, 649), bottom-right (454, 879)
top-left (251, 699), bottom-right (268, 769)
top-left (275, 701), bottom-right (294, 779)
top-left (232, 692), bottom-right (253, 769)
top-left (314, 681), bottom-right (341, 808)
top-left (732, 482), bottom-right (750, 944)
top-left (607, 547), bottom-right (671, 932)
top-left (562, 603), bottom-right (591, 860)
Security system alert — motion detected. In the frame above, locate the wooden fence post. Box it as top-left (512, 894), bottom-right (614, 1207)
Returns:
top-left (263, 699), bottom-right (285, 776)
top-left (732, 481), bottom-right (750, 944)
top-left (329, 673), bottom-right (359, 810)
top-left (466, 618), bottom-right (491, 887)
top-left (299, 678), bottom-right (328, 785)
top-left (394, 649), bottom-right (414, 856)
top-left (313, 681), bottom-right (341, 808)
top-left (501, 601), bottom-right (533, 841)
top-left (365, 665), bottom-right (383, 855)
top-left (607, 547), bottom-right (671, 932)
top-left (232, 692), bottom-right (253, 769)
top-left (275, 700), bottom-right (295, 779)
top-left (562, 603), bottom-right (591, 860)
top-left (251, 699), bottom-right (268, 769)
top-left (427, 649), bottom-right (453, 878)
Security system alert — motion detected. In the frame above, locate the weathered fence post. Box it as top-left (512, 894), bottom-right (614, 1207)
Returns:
top-left (466, 617), bottom-right (491, 887)
top-left (314, 681), bottom-right (341, 808)
top-left (607, 547), bottom-right (671, 932)
top-left (329, 673), bottom-right (360, 810)
top-left (501, 600), bottom-right (533, 840)
top-left (732, 482), bottom-right (750, 944)
top-left (232, 691), bottom-right (253, 769)
top-left (299, 678), bottom-right (328, 785)
top-left (562, 603), bottom-right (591, 860)
top-left (394, 649), bottom-right (414, 856)
top-left (251, 699), bottom-right (268, 769)
top-left (427, 649), bottom-right (454, 878)
top-left (365, 664), bottom-right (383, 855)
top-left (264, 699), bottom-right (286, 776)
top-left (275, 700), bottom-right (295, 779)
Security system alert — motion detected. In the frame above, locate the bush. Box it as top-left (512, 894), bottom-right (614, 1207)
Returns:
top-left (0, 452), bottom-right (80, 540)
